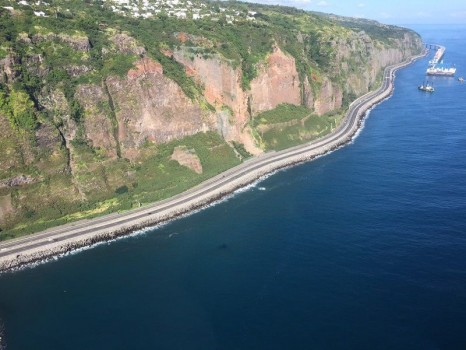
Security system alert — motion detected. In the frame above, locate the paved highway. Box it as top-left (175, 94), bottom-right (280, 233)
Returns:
top-left (0, 52), bottom-right (426, 269)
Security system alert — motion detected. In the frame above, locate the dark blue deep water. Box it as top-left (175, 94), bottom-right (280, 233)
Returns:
top-left (1, 25), bottom-right (466, 349)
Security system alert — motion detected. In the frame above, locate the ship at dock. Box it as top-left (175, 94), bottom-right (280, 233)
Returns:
top-left (425, 44), bottom-right (456, 76)
top-left (426, 64), bottom-right (456, 76)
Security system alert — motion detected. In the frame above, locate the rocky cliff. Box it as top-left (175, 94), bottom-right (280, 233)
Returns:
top-left (0, 2), bottom-right (423, 236)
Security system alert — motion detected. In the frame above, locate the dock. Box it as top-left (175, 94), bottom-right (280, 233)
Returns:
top-left (424, 44), bottom-right (456, 76)
top-left (426, 44), bottom-right (445, 66)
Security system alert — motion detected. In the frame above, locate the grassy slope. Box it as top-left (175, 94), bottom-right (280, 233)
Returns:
top-left (250, 104), bottom-right (344, 151)
top-left (2, 131), bottom-right (240, 239)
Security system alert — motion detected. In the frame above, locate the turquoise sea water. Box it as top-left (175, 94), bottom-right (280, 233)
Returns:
top-left (1, 24), bottom-right (466, 349)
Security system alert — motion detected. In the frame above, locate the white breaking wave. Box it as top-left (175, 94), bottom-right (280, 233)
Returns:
top-left (349, 91), bottom-right (394, 144)
top-left (232, 181), bottom-right (258, 194)
top-left (350, 108), bottom-right (373, 144)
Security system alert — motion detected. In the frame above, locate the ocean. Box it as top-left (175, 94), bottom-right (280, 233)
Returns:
top-left (1, 24), bottom-right (466, 349)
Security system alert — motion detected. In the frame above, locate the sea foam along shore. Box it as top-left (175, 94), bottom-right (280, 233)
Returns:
top-left (0, 50), bottom-right (427, 273)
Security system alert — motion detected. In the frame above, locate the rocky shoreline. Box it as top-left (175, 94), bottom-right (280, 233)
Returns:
top-left (0, 51), bottom-right (426, 274)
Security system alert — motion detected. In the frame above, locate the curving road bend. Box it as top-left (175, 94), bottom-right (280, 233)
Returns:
top-left (0, 51), bottom-right (426, 271)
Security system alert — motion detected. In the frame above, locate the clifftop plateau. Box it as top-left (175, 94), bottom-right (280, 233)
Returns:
top-left (0, 0), bottom-right (423, 237)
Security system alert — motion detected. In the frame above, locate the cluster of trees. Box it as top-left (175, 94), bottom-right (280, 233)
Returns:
top-left (0, 88), bottom-right (37, 131)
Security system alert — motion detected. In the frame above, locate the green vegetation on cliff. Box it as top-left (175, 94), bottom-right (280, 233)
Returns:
top-left (0, 0), bottom-right (422, 238)
top-left (2, 131), bottom-right (239, 239)
top-left (250, 104), bottom-right (344, 151)
top-left (0, 88), bottom-right (37, 131)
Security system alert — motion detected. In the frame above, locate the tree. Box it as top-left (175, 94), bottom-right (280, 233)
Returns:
top-left (2, 89), bottom-right (38, 131)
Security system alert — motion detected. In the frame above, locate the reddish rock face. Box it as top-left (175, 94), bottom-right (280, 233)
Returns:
top-left (72, 34), bottom-right (422, 160)
top-left (73, 57), bottom-right (215, 161)
top-left (127, 58), bottom-right (163, 79)
top-left (249, 47), bottom-right (301, 115)
top-left (177, 32), bottom-right (188, 43)
top-left (172, 49), bottom-right (257, 153)
top-left (170, 146), bottom-right (203, 174)
top-left (173, 49), bottom-right (246, 111)
top-left (107, 57), bottom-right (215, 160)
top-left (172, 47), bottom-right (304, 155)
top-left (161, 49), bottom-right (174, 58)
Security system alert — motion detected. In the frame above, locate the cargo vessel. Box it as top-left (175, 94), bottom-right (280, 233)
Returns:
top-left (426, 65), bottom-right (456, 76)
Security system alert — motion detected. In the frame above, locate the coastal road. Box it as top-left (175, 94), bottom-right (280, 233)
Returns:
top-left (0, 52), bottom-right (426, 269)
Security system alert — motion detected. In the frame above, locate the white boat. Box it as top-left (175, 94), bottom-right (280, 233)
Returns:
top-left (426, 65), bottom-right (456, 76)
top-left (418, 81), bottom-right (434, 92)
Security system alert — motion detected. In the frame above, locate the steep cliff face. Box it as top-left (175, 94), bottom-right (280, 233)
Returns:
top-left (338, 32), bottom-right (421, 97)
top-left (106, 57), bottom-right (214, 160)
top-left (0, 5), bottom-right (424, 234)
top-left (301, 31), bottom-right (423, 116)
top-left (313, 78), bottom-right (344, 116)
top-left (172, 46), bottom-right (309, 154)
top-left (172, 31), bottom-right (421, 140)
top-left (75, 84), bottom-right (119, 159)
top-left (172, 48), bottom-right (258, 153)
top-left (82, 49), bottom-right (309, 157)
top-left (249, 47), bottom-right (302, 115)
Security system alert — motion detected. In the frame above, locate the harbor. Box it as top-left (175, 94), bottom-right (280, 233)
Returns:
top-left (418, 43), bottom-right (462, 93)
top-left (428, 44), bottom-right (445, 66)
top-left (425, 44), bottom-right (456, 76)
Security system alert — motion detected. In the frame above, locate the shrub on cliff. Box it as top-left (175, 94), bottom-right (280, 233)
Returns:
top-left (0, 88), bottom-right (37, 131)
